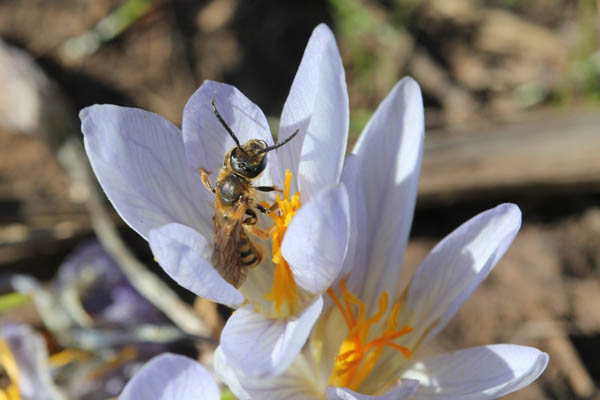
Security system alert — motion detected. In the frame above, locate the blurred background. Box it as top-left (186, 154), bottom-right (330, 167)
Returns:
top-left (0, 0), bottom-right (599, 398)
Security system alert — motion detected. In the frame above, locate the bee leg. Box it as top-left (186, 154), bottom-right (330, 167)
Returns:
top-left (198, 168), bottom-right (215, 193)
top-left (244, 224), bottom-right (271, 239)
top-left (256, 202), bottom-right (279, 214)
top-left (255, 185), bottom-right (283, 193)
top-left (244, 208), bottom-right (258, 225)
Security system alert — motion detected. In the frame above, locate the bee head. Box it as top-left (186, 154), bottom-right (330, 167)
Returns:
top-left (212, 98), bottom-right (300, 180)
top-left (228, 139), bottom-right (268, 179)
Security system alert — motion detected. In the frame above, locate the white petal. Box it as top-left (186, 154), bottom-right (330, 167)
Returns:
top-left (403, 345), bottom-right (549, 399)
top-left (80, 105), bottom-right (212, 241)
top-left (326, 380), bottom-right (418, 400)
top-left (278, 24), bottom-right (349, 198)
top-left (220, 297), bottom-right (323, 377)
top-left (149, 223), bottom-right (244, 307)
top-left (406, 204), bottom-right (522, 343)
top-left (338, 154), bottom-right (369, 293)
top-left (181, 80), bottom-right (280, 187)
top-left (214, 347), bottom-right (320, 400)
top-left (350, 78), bottom-right (424, 314)
top-left (214, 347), bottom-right (251, 400)
top-left (282, 184), bottom-right (350, 294)
top-left (120, 353), bottom-right (219, 400)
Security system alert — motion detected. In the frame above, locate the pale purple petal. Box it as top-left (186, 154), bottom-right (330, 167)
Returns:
top-left (282, 184), bottom-right (350, 294)
top-left (407, 204), bottom-right (522, 342)
top-left (182, 80), bottom-right (280, 187)
top-left (326, 380), bottom-right (418, 400)
top-left (1, 324), bottom-right (64, 400)
top-left (149, 223), bottom-right (243, 307)
top-left (220, 296), bottom-right (323, 377)
top-left (338, 154), bottom-right (368, 293)
top-left (278, 24), bottom-right (349, 198)
top-left (403, 345), bottom-right (548, 399)
top-left (214, 348), bottom-right (319, 400)
top-left (81, 105), bottom-right (212, 241)
top-left (350, 78), bottom-right (424, 314)
top-left (120, 353), bottom-right (219, 400)
top-left (214, 347), bottom-right (251, 400)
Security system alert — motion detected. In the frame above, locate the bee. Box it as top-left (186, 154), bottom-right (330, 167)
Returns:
top-left (199, 99), bottom-right (298, 288)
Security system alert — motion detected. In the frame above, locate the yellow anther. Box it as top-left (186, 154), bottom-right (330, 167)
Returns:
top-left (264, 169), bottom-right (301, 315)
top-left (327, 280), bottom-right (413, 390)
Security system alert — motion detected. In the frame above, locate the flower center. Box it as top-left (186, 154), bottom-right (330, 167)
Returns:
top-left (327, 280), bottom-right (413, 391)
top-left (263, 169), bottom-right (301, 315)
top-left (0, 339), bottom-right (21, 400)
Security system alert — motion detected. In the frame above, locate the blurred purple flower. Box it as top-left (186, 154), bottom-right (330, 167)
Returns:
top-left (119, 353), bottom-right (219, 400)
top-left (214, 79), bottom-right (549, 399)
top-left (54, 240), bottom-right (166, 328)
top-left (81, 24), bottom-right (352, 376)
top-left (0, 324), bottom-right (64, 400)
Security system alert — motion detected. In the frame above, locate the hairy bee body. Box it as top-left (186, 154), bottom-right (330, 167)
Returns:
top-left (200, 99), bottom-right (298, 288)
top-left (210, 170), bottom-right (264, 288)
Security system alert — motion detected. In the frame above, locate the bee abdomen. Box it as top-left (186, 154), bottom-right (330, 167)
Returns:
top-left (239, 236), bottom-right (262, 267)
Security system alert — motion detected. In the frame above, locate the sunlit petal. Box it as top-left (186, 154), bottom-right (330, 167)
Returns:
top-left (406, 204), bottom-right (521, 343)
top-left (282, 184), bottom-right (350, 294)
top-left (403, 345), bottom-right (548, 399)
top-left (278, 24), bottom-right (349, 198)
top-left (220, 297), bottom-right (323, 377)
top-left (149, 223), bottom-right (243, 307)
top-left (81, 105), bottom-right (212, 240)
top-left (120, 353), bottom-right (219, 400)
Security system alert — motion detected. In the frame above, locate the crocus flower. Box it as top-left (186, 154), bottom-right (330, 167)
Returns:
top-left (81, 24), bottom-right (351, 376)
top-left (0, 324), bottom-right (65, 400)
top-left (214, 78), bottom-right (549, 399)
top-left (119, 353), bottom-right (218, 400)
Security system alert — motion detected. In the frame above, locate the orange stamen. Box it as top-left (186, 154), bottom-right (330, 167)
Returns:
top-left (264, 170), bottom-right (301, 315)
top-left (327, 280), bottom-right (412, 391)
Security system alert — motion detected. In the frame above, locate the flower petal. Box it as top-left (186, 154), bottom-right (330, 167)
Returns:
top-left (338, 154), bottom-right (368, 292)
top-left (326, 380), bottom-right (418, 400)
top-left (2, 324), bottom-right (64, 400)
top-left (402, 345), bottom-right (548, 399)
top-left (182, 80), bottom-right (279, 187)
top-left (214, 347), bottom-right (320, 400)
top-left (149, 223), bottom-right (243, 307)
top-left (406, 204), bottom-right (522, 343)
top-left (220, 296), bottom-right (323, 377)
top-left (81, 105), bottom-right (212, 241)
top-left (214, 347), bottom-right (252, 400)
top-left (349, 78), bottom-right (424, 314)
top-left (120, 353), bottom-right (219, 400)
top-left (281, 184), bottom-right (350, 294)
top-left (278, 24), bottom-right (349, 198)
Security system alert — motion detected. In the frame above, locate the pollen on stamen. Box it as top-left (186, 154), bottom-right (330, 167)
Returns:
top-left (263, 169), bottom-right (301, 316)
top-left (327, 280), bottom-right (413, 391)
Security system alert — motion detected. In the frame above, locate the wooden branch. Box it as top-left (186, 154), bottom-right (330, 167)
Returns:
top-left (419, 111), bottom-right (600, 204)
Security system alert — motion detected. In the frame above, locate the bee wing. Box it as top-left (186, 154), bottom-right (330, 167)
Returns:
top-left (212, 199), bottom-right (248, 287)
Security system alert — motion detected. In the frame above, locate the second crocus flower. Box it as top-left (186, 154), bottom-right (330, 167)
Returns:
top-left (215, 78), bottom-right (549, 399)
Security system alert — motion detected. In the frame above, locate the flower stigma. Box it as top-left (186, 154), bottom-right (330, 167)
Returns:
top-left (327, 280), bottom-right (413, 391)
top-left (0, 339), bottom-right (21, 400)
top-left (263, 169), bottom-right (301, 315)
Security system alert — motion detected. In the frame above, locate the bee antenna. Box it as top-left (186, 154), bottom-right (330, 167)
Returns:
top-left (257, 129), bottom-right (299, 155)
top-left (211, 98), bottom-right (248, 155)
